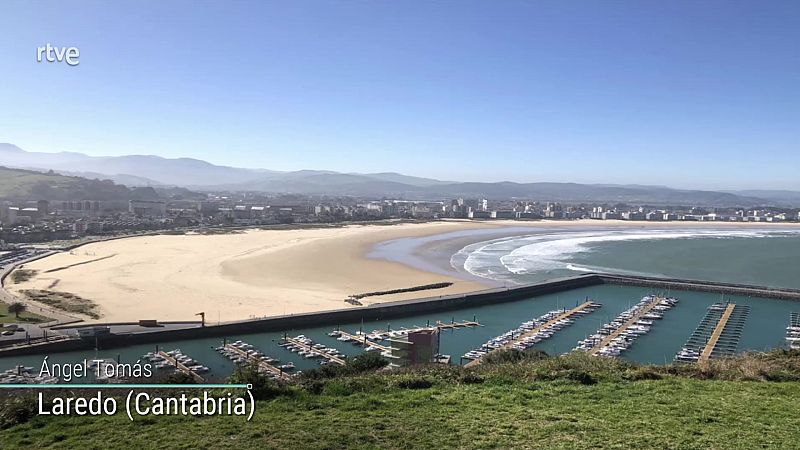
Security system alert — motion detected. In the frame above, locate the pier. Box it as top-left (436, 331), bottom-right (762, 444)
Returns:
top-left (284, 336), bottom-right (346, 366)
top-left (332, 330), bottom-right (394, 353)
top-left (676, 303), bottom-right (750, 363)
top-left (361, 320), bottom-right (482, 341)
top-left (157, 351), bottom-right (205, 383)
top-left (698, 304), bottom-right (736, 364)
top-left (466, 301), bottom-right (597, 367)
top-left (588, 297), bottom-right (664, 356)
top-left (787, 313), bottom-right (800, 350)
top-left (222, 343), bottom-right (292, 380)
top-left (4, 273), bottom-right (800, 358)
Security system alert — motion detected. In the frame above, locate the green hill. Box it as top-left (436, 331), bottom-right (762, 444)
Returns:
top-left (2, 350), bottom-right (799, 449)
top-left (0, 167), bottom-right (135, 201)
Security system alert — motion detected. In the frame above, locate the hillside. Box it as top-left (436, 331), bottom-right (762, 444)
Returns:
top-left (0, 167), bottom-right (140, 201)
top-left (5, 143), bottom-right (796, 206)
top-left (1, 351), bottom-right (799, 449)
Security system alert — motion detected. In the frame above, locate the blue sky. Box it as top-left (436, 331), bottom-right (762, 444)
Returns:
top-left (1, 1), bottom-right (798, 189)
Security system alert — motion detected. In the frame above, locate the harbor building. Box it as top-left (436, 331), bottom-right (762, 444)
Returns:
top-left (387, 329), bottom-right (440, 367)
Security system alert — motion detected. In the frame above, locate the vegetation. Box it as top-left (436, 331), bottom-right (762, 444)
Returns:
top-left (0, 167), bottom-right (136, 202)
top-left (18, 289), bottom-right (101, 319)
top-left (6, 302), bottom-right (26, 319)
top-left (0, 302), bottom-right (47, 324)
top-left (2, 351), bottom-right (800, 448)
top-left (9, 269), bottom-right (37, 284)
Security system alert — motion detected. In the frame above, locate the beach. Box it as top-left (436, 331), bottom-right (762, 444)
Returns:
top-left (6, 219), bottom-right (800, 323)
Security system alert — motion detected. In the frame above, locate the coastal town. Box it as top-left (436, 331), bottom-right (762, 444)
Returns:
top-left (2, 193), bottom-right (799, 245)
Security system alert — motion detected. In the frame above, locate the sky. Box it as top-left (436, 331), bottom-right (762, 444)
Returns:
top-left (0, 1), bottom-right (798, 190)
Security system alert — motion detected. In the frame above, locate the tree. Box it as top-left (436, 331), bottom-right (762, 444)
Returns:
top-left (7, 302), bottom-right (26, 319)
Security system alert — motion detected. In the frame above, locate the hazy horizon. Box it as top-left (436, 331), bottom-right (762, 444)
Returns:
top-left (2, 1), bottom-right (799, 191)
top-left (2, 141), bottom-right (799, 194)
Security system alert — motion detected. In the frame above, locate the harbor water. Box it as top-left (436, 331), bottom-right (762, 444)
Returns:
top-left (2, 284), bottom-right (798, 380)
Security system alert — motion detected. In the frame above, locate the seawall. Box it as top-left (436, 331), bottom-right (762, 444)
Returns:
top-left (2, 273), bottom-right (800, 356)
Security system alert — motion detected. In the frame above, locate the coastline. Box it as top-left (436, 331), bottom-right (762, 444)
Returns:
top-left (6, 219), bottom-right (800, 323)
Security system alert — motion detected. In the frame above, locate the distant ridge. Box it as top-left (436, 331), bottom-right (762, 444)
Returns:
top-left (1, 143), bottom-right (796, 206)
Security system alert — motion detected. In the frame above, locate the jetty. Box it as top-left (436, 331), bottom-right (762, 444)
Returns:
top-left (576, 295), bottom-right (678, 357)
top-left (698, 304), bottom-right (736, 363)
top-left (157, 351), bottom-right (205, 383)
top-left (589, 299), bottom-right (663, 356)
top-left (221, 343), bottom-right (292, 380)
top-left (331, 329), bottom-right (394, 353)
top-left (786, 312), bottom-right (800, 350)
top-left (283, 336), bottom-right (346, 366)
top-left (465, 300), bottom-right (601, 366)
top-left (359, 319), bottom-right (482, 342)
top-left (675, 303), bottom-right (750, 363)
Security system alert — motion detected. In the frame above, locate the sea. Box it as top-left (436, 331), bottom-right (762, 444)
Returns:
top-left (2, 226), bottom-right (799, 377)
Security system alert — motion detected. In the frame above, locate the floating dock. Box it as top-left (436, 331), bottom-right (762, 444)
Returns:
top-left (222, 343), bottom-right (292, 380)
top-left (157, 351), bottom-right (205, 383)
top-left (331, 330), bottom-right (394, 353)
top-left (284, 336), bottom-right (346, 366)
top-left (359, 320), bottom-right (482, 342)
top-left (576, 296), bottom-right (677, 357)
top-left (588, 298), bottom-right (664, 356)
top-left (787, 312), bottom-right (800, 350)
top-left (675, 303), bottom-right (750, 363)
top-left (330, 319), bottom-right (481, 353)
top-left (465, 300), bottom-right (601, 367)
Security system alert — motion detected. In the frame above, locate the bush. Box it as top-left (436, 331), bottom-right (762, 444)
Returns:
top-left (228, 363), bottom-right (291, 400)
top-left (393, 375), bottom-right (434, 390)
top-left (482, 348), bottom-right (550, 365)
top-left (0, 396), bottom-right (36, 429)
top-left (300, 352), bottom-right (388, 381)
top-left (457, 372), bottom-right (485, 385)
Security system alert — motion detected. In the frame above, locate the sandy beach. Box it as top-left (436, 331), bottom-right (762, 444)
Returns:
top-left (6, 219), bottom-right (800, 323)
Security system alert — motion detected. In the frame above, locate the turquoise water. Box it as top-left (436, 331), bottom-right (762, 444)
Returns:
top-left (3, 227), bottom-right (799, 378)
top-left (2, 284), bottom-right (796, 378)
top-left (455, 229), bottom-right (800, 289)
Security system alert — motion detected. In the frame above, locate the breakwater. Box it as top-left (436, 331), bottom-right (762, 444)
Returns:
top-left (2, 273), bottom-right (799, 357)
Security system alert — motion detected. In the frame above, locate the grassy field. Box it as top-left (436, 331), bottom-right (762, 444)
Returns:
top-left (2, 351), bottom-right (800, 449)
top-left (1, 378), bottom-right (798, 449)
top-left (0, 302), bottom-right (47, 325)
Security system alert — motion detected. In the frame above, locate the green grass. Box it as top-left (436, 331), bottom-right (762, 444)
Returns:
top-left (3, 350), bottom-right (800, 449)
top-left (1, 379), bottom-right (799, 449)
top-left (0, 302), bottom-right (47, 324)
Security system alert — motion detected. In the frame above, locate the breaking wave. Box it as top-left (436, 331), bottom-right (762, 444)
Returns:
top-left (451, 228), bottom-right (798, 283)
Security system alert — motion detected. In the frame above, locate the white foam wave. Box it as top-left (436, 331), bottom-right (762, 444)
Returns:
top-left (455, 228), bottom-right (798, 281)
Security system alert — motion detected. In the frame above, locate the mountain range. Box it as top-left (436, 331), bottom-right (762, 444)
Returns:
top-left (1, 143), bottom-right (797, 206)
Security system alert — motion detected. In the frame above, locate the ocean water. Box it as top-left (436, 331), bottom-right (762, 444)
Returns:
top-left (3, 227), bottom-right (800, 376)
top-left (452, 228), bottom-right (800, 289)
top-left (2, 284), bottom-right (795, 376)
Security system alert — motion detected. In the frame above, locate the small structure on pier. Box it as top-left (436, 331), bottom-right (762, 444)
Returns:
top-left (386, 329), bottom-right (440, 367)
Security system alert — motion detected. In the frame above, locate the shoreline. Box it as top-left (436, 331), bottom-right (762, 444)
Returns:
top-left (5, 219), bottom-right (800, 323)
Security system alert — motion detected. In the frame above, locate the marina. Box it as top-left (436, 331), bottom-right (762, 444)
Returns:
top-left (787, 312), bottom-right (800, 350)
top-left (1, 283), bottom-right (799, 382)
top-left (0, 364), bottom-right (58, 384)
top-left (281, 335), bottom-right (347, 366)
top-left (463, 300), bottom-right (601, 366)
top-left (150, 349), bottom-right (207, 383)
top-left (576, 295), bottom-right (678, 357)
top-left (329, 319), bottom-right (482, 356)
top-left (217, 340), bottom-right (293, 380)
top-left (675, 303), bottom-right (750, 363)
